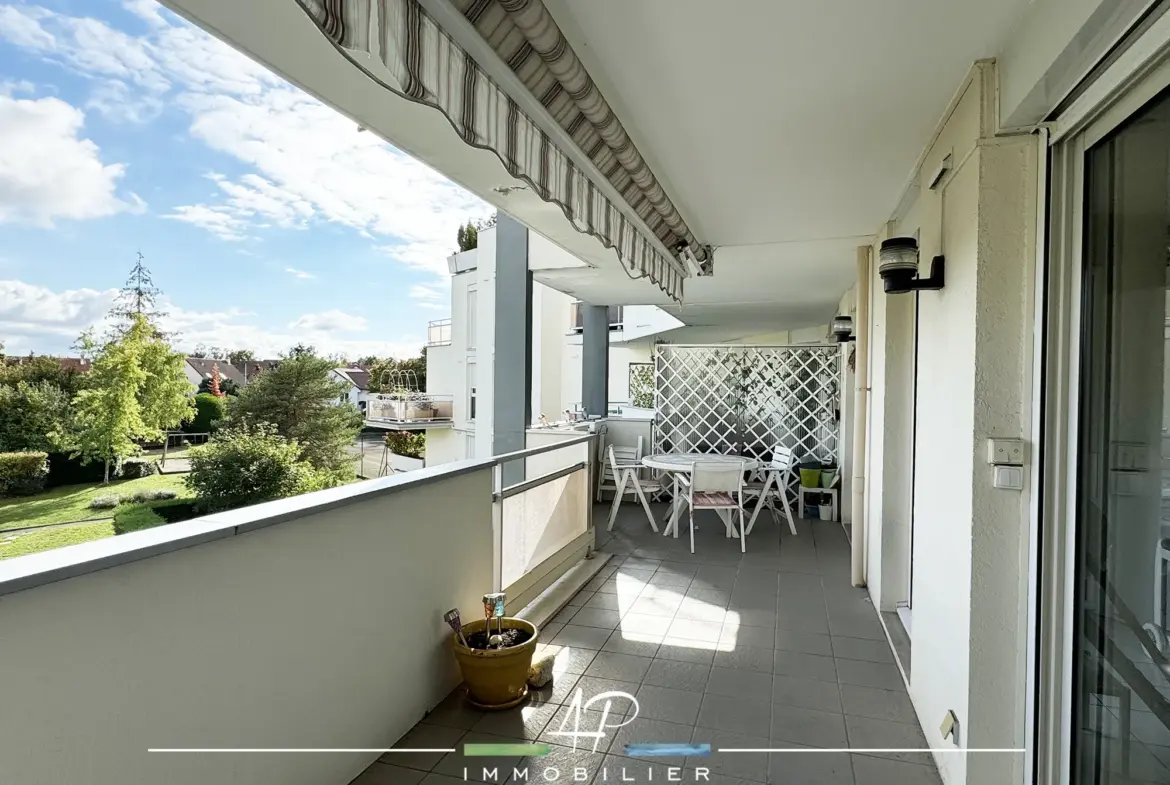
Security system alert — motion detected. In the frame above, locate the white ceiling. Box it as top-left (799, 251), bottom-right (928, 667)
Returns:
top-left (167, 0), bottom-right (1032, 333)
top-left (542, 0), bottom-right (1032, 247)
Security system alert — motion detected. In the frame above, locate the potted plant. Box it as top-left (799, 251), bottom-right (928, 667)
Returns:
top-left (444, 598), bottom-right (539, 710)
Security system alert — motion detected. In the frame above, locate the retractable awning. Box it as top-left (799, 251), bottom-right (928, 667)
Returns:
top-left (299, 0), bottom-right (695, 302)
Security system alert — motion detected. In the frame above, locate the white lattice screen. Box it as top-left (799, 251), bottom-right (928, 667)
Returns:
top-left (653, 345), bottom-right (842, 468)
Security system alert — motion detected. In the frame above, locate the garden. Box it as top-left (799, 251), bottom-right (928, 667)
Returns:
top-left (0, 263), bottom-right (366, 560)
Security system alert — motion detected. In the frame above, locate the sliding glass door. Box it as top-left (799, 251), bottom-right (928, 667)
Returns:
top-left (1072, 87), bottom-right (1170, 785)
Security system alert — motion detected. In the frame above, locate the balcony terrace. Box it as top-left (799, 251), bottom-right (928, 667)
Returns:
top-left (0, 434), bottom-right (930, 785)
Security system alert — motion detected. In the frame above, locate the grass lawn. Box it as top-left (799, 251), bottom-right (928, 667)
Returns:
top-left (0, 473), bottom-right (192, 532)
top-left (0, 521), bottom-right (117, 560)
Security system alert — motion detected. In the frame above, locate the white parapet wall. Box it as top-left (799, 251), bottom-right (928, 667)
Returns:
top-left (0, 464), bottom-right (496, 785)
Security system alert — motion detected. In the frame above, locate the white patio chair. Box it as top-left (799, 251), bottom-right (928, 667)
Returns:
top-left (605, 444), bottom-right (660, 533)
top-left (683, 461), bottom-right (746, 554)
top-left (744, 445), bottom-right (798, 536)
top-left (596, 434), bottom-right (643, 501)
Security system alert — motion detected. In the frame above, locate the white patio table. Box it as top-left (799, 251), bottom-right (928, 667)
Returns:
top-left (641, 453), bottom-right (759, 539)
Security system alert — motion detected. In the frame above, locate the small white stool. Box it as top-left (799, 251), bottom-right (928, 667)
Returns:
top-left (799, 486), bottom-right (838, 521)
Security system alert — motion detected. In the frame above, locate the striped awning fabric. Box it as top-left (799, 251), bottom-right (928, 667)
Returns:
top-left (298, 0), bottom-right (688, 302)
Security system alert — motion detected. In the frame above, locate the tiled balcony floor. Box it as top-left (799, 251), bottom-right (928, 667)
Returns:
top-left (354, 504), bottom-right (942, 785)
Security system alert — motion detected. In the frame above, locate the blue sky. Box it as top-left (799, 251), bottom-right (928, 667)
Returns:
top-left (0, 0), bottom-right (487, 359)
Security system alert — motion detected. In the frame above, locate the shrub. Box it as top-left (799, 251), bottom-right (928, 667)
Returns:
top-left (384, 430), bottom-right (425, 459)
top-left (119, 458), bottom-right (158, 479)
top-left (188, 392), bottom-right (228, 433)
top-left (89, 495), bottom-right (122, 510)
top-left (129, 488), bottom-right (178, 503)
top-left (0, 451), bottom-right (49, 497)
top-left (113, 499), bottom-right (199, 534)
top-left (185, 424), bottom-right (334, 513)
top-left (45, 451), bottom-right (106, 487)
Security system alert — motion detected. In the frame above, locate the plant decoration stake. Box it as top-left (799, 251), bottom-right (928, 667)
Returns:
top-left (443, 608), bottom-right (467, 647)
top-left (484, 591), bottom-right (507, 647)
top-left (482, 594), bottom-right (496, 647)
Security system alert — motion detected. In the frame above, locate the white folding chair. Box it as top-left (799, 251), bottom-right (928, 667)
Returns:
top-left (597, 434), bottom-right (643, 501)
top-left (684, 461), bottom-right (746, 554)
top-left (605, 444), bottom-right (659, 533)
top-left (744, 446), bottom-right (798, 536)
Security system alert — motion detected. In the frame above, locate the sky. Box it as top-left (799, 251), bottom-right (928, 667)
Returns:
top-left (0, 0), bottom-right (489, 360)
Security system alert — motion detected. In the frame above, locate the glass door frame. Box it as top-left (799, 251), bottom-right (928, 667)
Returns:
top-left (1037, 36), bottom-right (1170, 785)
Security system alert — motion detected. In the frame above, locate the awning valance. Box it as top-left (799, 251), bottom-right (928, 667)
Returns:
top-left (299, 0), bottom-right (686, 302)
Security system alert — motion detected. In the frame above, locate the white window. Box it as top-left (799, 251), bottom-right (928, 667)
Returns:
top-left (467, 361), bottom-right (477, 421)
top-left (466, 287), bottom-right (478, 350)
top-left (465, 434), bottom-right (476, 459)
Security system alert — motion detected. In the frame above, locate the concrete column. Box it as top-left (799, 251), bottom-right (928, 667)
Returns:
top-left (492, 213), bottom-right (532, 486)
top-left (581, 305), bottom-right (610, 418)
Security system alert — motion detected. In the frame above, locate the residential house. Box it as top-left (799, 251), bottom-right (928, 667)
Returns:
top-left (329, 367), bottom-right (372, 414)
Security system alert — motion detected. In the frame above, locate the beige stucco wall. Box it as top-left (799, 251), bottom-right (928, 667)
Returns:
top-left (864, 63), bottom-right (1038, 785)
top-left (0, 470), bottom-right (495, 785)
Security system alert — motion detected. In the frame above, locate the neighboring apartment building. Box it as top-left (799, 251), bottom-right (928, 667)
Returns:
top-left (420, 226), bottom-right (685, 467)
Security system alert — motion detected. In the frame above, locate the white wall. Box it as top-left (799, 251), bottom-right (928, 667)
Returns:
top-left (0, 468), bottom-right (495, 785)
top-left (863, 65), bottom-right (1038, 785)
top-left (532, 281), bottom-right (573, 423)
top-left (561, 340), bottom-right (654, 413)
top-left (423, 428), bottom-right (462, 466)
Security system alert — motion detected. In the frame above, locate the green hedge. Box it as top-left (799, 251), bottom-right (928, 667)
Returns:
top-left (119, 458), bottom-right (158, 480)
top-left (0, 451), bottom-right (49, 497)
top-left (188, 392), bottom-right (227, 433)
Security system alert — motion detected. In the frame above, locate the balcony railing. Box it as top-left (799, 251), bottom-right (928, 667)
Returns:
top-left (569, 302), bottom-right (623, 333)
top-left (366, 392), bottom-right (454, 428)
top-left (427, 318), bottom-right (452, 346)
top-left (0, 434), bottom-right (597, 785)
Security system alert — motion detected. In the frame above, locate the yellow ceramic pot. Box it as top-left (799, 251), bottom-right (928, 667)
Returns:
top-left (452, 618), bottom-right (539, 710)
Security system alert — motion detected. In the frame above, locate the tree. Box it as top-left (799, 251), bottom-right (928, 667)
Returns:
top-left (226, 353), bottom-right (362, 476)
top-left (72, 328), bottom-right (98, 363)
top-left (284, 343), bottom-right (317, 359)
top-left (198, 375), bottom-right (239, 397)
top-left (0, 381), bottom-right (73, 453)
top-left (109, 252), bottom-right (167, 334)
top-left (227, 349), bottom-right (255, 365)
top-left (208, 363), bottom-right (224, 397)
top-left (70, 314), bottom-right (195, 482)
top-left (367, 349), bottom-right (428, 393)
top-left (0, 354), bottom-right (87, 396)
top-left (70, 330), bottom-right (148, 483)
top-left (456, 221), bottom-right (478, 252)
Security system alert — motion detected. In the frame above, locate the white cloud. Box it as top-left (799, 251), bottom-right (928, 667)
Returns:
top-left (0, 94), bottom-right (145, 225)
top-left (0, 278), bottom-right (422, 359)
top-left (288, 309), bottom-right (368, 334)
top-left (86, 78), bottom-right (163, 123)
top-left (285, 267), bottom-right (315, 280)
top-left (162, 203), bottom-right (248, 241)
top-left (0, 5), bottom-right (53, 49)
top-left (0, 279), bottom-right (116, 336)
top-left (0, 3), bottom-right (489, 279)
top-left (122, 0), bottom-right (167, 28)
top-left (409, 284), bottom-right (443, 302)
top-left (0, 78), bottom-right (34, 95)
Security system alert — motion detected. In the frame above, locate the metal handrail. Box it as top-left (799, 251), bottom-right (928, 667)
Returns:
top-left (489, 432), bottom-right (595, 465)
top-left (496, 461), bottom-right (586, 500)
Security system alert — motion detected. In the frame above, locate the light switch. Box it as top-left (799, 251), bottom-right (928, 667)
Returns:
top-left (987, 438), bottom-right (1027, 465)
top-left (993, 465), bottom-right (1024, 490)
